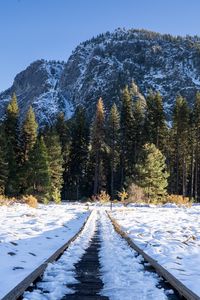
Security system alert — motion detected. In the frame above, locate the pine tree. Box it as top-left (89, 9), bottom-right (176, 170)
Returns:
top-left (4, 93), bottom-right (20, 195)
top-left (132, 98), bottom-right (146, 163)
top-left (107, 103), bottom-right (120, 199)
top-left (45, 131), bottom-right (64, 202)
top-left (68, 106), bottom-right (89, 199)
top-left (170, 95), bottom-right (190, 196)
top-left (0, 126), bottom-right (8, 194)
top-left (120, 86), bottom-right (135, 186)
top-left (136, 143), bottom-right (169, 200)
top-left (55, 112), bottom-right (69, 152)
top-left (144, 91), bottom-right (167, 151)
top-left (193, 92), bottom-right (200, 200)
top-left (5, 93), bottom-right (19, 143)
top-left (55, 112), bottom-right (70, 199)
top-left (91, 98), bottom-right (106, 195)
top-left (27, 137), bottom-right (50, 200)
top-left (21, 106), bottom-right (38, 162)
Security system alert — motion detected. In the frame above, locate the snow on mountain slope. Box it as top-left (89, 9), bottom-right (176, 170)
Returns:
top-left (60, 28), bottom-right (200, 116)
top-left (0, 60), bottom-right (74, 126)
top-left (1, 28), bottom-right (200, 125)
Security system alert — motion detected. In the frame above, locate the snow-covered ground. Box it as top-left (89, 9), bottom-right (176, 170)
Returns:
top-left (111, 205), bottom-right (200, 296)
top-left (0, 203), bottom-right (89, 298)
top-left (99, 210), bottom-right (168, 300)
top-left (23, 209), bottom-right (97, 300)
top-left (2, 203), bottom-right (200, 299)
top-left (23, 209), bottom-right (172, 300)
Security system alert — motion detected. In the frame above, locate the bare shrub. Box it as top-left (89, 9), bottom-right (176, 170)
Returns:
top-left (127, 183), bottom-right (145, 203)
top-left (97, 190), bottom-right (110, 202)
top-left (117, 188), bottom-right (128, 202)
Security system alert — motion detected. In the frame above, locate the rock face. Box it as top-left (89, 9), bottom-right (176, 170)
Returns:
top-left (0, 60), bottom-right (73, 126)
top-left (1, 28), bottom-right (200, 125)
top-left (61, 28), bottom-right (200, 115)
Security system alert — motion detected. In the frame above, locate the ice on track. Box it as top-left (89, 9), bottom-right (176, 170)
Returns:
top-left (99, 211), bottom-right (168, 300)
top-left (0, 203), bottom-right (89, 299)
top-left (23, 209), bottom-right (97, 300)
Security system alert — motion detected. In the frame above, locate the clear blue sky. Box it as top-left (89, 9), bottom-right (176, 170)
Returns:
top-left (1, 0), bottom-right (200, 91)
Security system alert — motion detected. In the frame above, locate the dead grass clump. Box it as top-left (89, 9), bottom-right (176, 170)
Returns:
top-left (22, 195), bottom-right (38, 208)
top-left (0, 195), bottom-right (16, 206)
top-left (164, 194), bottom-right (192, 207)
top-left (98, 191), bottom-right (110, 202)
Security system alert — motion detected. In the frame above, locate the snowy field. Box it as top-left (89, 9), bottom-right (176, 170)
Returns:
top-left (99, 210), bottom-right (168, 300)
top-left (24, 210), bottom-right (169, 300)
top-left (2, 202), bottom-right (200, 299)
top-left (0, 203), bottom-right (89, 298)
top-left (111, 204), bottom-right (200, 296)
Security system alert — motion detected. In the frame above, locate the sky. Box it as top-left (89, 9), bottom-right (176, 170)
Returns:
top-left (1, 0), bottom-right (200, 91)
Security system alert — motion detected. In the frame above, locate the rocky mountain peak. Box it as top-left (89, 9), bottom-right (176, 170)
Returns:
top-left (1, 28), bottom-right (200, 125)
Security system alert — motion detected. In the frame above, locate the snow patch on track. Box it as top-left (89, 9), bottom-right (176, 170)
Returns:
top-left (23, 209), bottom-right (97, 300)
top-left (99, 211), bottom-right (168, 300)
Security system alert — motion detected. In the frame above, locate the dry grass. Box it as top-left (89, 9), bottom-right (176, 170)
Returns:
top-left (0, 195), bottom-right (16, 206)
top-left (0, 194), bottom-right (38, 208)
top-left (22, 195), bottom-right (38, 208)
top-left (163, 194), bottom-right (192, 207)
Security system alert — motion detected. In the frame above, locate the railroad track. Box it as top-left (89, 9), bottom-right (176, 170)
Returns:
top-left (106, 212), bottom-right (200, 300)
top-left (1, 211), bottom-right (92, 300)
top-left (1, 209), bottom-right (200, 300)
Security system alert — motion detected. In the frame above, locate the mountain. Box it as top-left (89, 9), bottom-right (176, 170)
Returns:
top-left (1, 28), bottom-right (200, 125)
top-left (0, 60), bottom-right (73, 126)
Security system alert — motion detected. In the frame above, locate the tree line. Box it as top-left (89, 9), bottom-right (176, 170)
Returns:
top-left (0, 84), bottom-right (199, 202)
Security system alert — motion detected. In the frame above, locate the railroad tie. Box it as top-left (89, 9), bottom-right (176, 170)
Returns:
top-left (62, 227), bottom-right (109, 300)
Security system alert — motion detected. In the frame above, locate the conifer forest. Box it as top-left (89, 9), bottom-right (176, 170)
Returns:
top-left (0, 84), bottom-right (199, 203)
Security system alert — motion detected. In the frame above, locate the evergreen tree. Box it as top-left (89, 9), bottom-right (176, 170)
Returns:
top-left (144, 91), bottom-right (167, 151)
top-left (107, 103), bottom-right (120, 198)
top-left (193, 92), bottom-right (200, 200)
top-left (4, 93), bottom-right (20, 195)
top-left (27, 137), bottom-right (50, 199)
top-left (68, 106), bottom-right (89, 199)
top-left (0, 126), bottom-right (8, 194)
top-left (55, 112), bottom-right (70, 199)
top-left (55, 112), bottom-right (69, 152)
top-left (132, 98), bottom-right (146, 163)
top-left (136, 143), bottom-right (169, 200)
top-left (5, 93), bottom-right (19, 144)
top-left (21, 106), bottom-right (38, 162)
top-left (120, 86), bottom-right (135, 186)
top-left (170, 95), bottom-right (190, 196)
top-left (91, 98), bottom-right (106, 194)
top-left (45, 131), bottom-right (64, 202)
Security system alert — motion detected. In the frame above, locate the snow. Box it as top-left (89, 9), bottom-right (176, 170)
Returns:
top-left (0, 203), bottom-right (89, 299)
top-left (99, 210), bottom-right (168, 300)
top-left (23, 209), bottom-right (170, 300)
top-left (111, 205), bottom-right (200, 296)
top-left (2, 203), bottom-right (200, 299)
top-left (23, 209), bottom-right (97, 300)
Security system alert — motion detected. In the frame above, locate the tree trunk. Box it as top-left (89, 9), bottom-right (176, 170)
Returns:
top-left (182, 157), bottom-right (186, 197)
top-left (110, 135), bottom-right (115, 199)
top-left (176, 154), bottom-right (179, 194)
top-left (93, 150), bottom-right (100, 195)
top-left (76, 177), bottom-right (79, 201)
top-left (190, 148), bottom-right (194, 199)
top-left (195, 155), bottom-right (198, 201)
